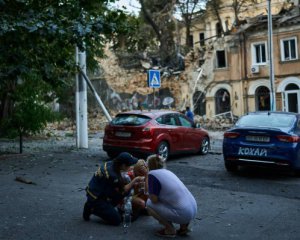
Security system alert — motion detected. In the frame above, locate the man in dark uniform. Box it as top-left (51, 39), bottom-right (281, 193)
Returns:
top-left (83, 152), bottom-right (144, 226)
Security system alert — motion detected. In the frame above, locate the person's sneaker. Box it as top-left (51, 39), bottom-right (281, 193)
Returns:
top-left (83, 202), bottom-right (91, 221)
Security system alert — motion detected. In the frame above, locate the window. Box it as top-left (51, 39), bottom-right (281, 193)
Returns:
top-left (216, 22), bottom-right (222, 37)
top-left (161, 114), bottom-right (177, 126)
top-left (255, 86), bottom-right (270, 111)
top-left (237, 114), bottom-right (296, 128)
top-left (216, 50), bottom-right (226, 68)
top-left (112, 114), bottom-right (151, 126)
top-left (199, 32), bottom-right (205, 47)
top-left (178, 115), bottom-right (192, 127)
top-left (188, 35), bottom-right (194, 48)
top-left (215, 89), bottom-right (231, 114)
top-left (251, 42), bottom-right (267, 65)
top-left (280, 37), bottom-right (298, 61)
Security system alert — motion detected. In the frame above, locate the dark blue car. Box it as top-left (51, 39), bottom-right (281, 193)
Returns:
top-left (223, 111), bottom-right (300, 175)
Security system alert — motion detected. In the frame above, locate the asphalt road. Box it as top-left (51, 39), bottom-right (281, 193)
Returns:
top-left (0, 135), bottom-right (300, 240)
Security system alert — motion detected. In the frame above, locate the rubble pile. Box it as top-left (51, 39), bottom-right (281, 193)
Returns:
top-left (195, 115), bottom-right (236, 130)
top-left (97, 47), bottom-right (194, 109)
top-left (43, 113), bottom-right (110, 138)
top-left (42, 110), bottom-right (235, 139)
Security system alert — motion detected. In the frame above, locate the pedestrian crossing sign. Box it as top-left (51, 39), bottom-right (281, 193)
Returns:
top-left (148, 70), bottom-right (161, 88)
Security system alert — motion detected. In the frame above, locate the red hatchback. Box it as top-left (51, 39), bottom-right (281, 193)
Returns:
top-left (103, 110), bottom-right (210, 160)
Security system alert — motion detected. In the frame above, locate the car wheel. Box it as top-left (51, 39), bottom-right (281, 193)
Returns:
top-left (225, 162), bottom-right (238, 172)
top-left (199, 137), bottom-right (209, 155)
top-left (157, 141), bottom-right (169, 161)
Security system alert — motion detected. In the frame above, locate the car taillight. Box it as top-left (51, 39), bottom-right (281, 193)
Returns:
top-left (142, 127), bottom-right (154, 138)
top-left (104, 127), bottom-right (113, 136)
top-left (276, 135), bottom-right (300, 143)
top-left (224, 132), bottom-right (240, 138)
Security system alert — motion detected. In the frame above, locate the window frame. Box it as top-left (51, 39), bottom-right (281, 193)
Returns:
top-left (215, 49), bottom-right (227, 69)
top-left (280, 37), bottom-right (298, 62)
top-left (251, 41), bottom-right (268, 65)
top-left (199, 32), bottom-right (205, 47)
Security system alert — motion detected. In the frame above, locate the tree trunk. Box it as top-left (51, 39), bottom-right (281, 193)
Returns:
top-left (185, 19), bottom-right (191, 47)
top-left (140, 0), bottom-right (177, 67)
top-left (19, 131), bottom-right (23, 154)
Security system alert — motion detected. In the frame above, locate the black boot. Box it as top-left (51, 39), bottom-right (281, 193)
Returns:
top-left (83, 202), bottom-right (92, 221)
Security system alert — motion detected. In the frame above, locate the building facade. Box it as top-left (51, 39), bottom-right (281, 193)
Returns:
top-left (180, 0), bottom-right (300, 118)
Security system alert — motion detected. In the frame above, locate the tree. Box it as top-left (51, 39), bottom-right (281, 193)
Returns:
top-left (139, 0), bottom-right (178, 67)
top-left (175, 0), bottom-right (207, 48)
top-left (206, 0), bottom-right (225, 35)
top-left (1, 74), bottom-right (56, 153)
top-left (231, 0), bottom-right (258, 26)
top-left (0, 0), bottom-right (131, 152)
top-left (206, 0), bottom-right (258, 35)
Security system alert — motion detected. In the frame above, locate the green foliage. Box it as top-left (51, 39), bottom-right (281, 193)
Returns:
top-left (0, 0), bottom-right (131, 138)
top-left (111, 14), bottom-right (157, 52)
top-left (1, 73), bottom-right (57, 138)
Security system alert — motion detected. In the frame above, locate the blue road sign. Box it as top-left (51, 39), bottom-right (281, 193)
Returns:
top-left (148, 70), bottom-right (161, 88)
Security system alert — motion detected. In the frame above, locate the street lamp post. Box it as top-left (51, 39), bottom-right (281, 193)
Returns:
top-left (267, 0), bottom-right (276, 111)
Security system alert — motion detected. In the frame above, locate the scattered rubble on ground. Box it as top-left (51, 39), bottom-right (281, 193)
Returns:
top-left (43, 110), bottom-right (235, 139)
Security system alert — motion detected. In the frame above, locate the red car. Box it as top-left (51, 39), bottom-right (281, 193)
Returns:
top-left (103, 110), bottom-right (210, 160)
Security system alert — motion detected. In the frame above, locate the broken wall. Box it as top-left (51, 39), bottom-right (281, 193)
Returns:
top-left (90, 47), bottom-right (192, 113)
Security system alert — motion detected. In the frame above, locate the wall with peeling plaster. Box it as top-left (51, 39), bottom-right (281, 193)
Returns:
top-left (89, 47), bottom-right (194, 114)
top-left (87, 78), bottom-right (176, 112)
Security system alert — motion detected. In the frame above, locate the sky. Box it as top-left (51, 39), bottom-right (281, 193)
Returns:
top-left (111, 0), bottom-right (141, 15)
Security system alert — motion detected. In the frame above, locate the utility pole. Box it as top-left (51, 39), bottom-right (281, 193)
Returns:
top-left (267, 0), bottom-right (276, 111)
top-left (75, 47), bottom-right (88, 148)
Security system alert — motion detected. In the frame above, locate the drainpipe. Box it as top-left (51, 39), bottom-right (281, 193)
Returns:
top-left (241, 32), bottom-right (249, 114)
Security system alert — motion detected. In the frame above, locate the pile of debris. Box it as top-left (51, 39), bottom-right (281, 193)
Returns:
top-left (195, 114), bottom-right (237, 131)
top-left (43, 109), bottom-right (237, 139)
top-left (43, 113), bottom-right (110, 138)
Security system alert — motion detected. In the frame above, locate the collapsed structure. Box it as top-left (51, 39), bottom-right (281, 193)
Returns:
top-left (88, 0), bottom-right (300, 127)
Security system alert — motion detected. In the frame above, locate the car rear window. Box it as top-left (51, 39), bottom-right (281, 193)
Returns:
top-left (111, 114), bottom-right (151, 126)
top-left (237, 114), bottom-right (296, 128)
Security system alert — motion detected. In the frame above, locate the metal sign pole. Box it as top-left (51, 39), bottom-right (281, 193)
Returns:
top-left (153, 88), bottom-right (155, 109)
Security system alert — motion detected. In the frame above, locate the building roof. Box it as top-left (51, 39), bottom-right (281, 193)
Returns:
top-left (235, 6), bottom-right (300, 34)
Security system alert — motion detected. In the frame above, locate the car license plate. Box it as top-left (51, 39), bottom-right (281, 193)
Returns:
top-left (245, 135), bottom-right (270, 142)
top-left (115, 131), bottom-right (131, 137)
top-left (238, 147), bottom-right (268, 157)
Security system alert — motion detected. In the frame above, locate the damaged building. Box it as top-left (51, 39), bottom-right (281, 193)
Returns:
top-left (178, 0), bottom-right (300, 119)
top-left (88, 0), bottom-right (300, 123)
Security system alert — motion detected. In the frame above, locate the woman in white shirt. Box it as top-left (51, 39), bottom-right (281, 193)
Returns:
top-left (146, 155), bottom-right (197, 237)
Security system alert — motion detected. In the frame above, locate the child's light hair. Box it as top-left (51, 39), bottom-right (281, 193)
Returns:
top-left (133, 159), bottom-right (148, 176)
top-left (146, 154), bottom-right (166, 171)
